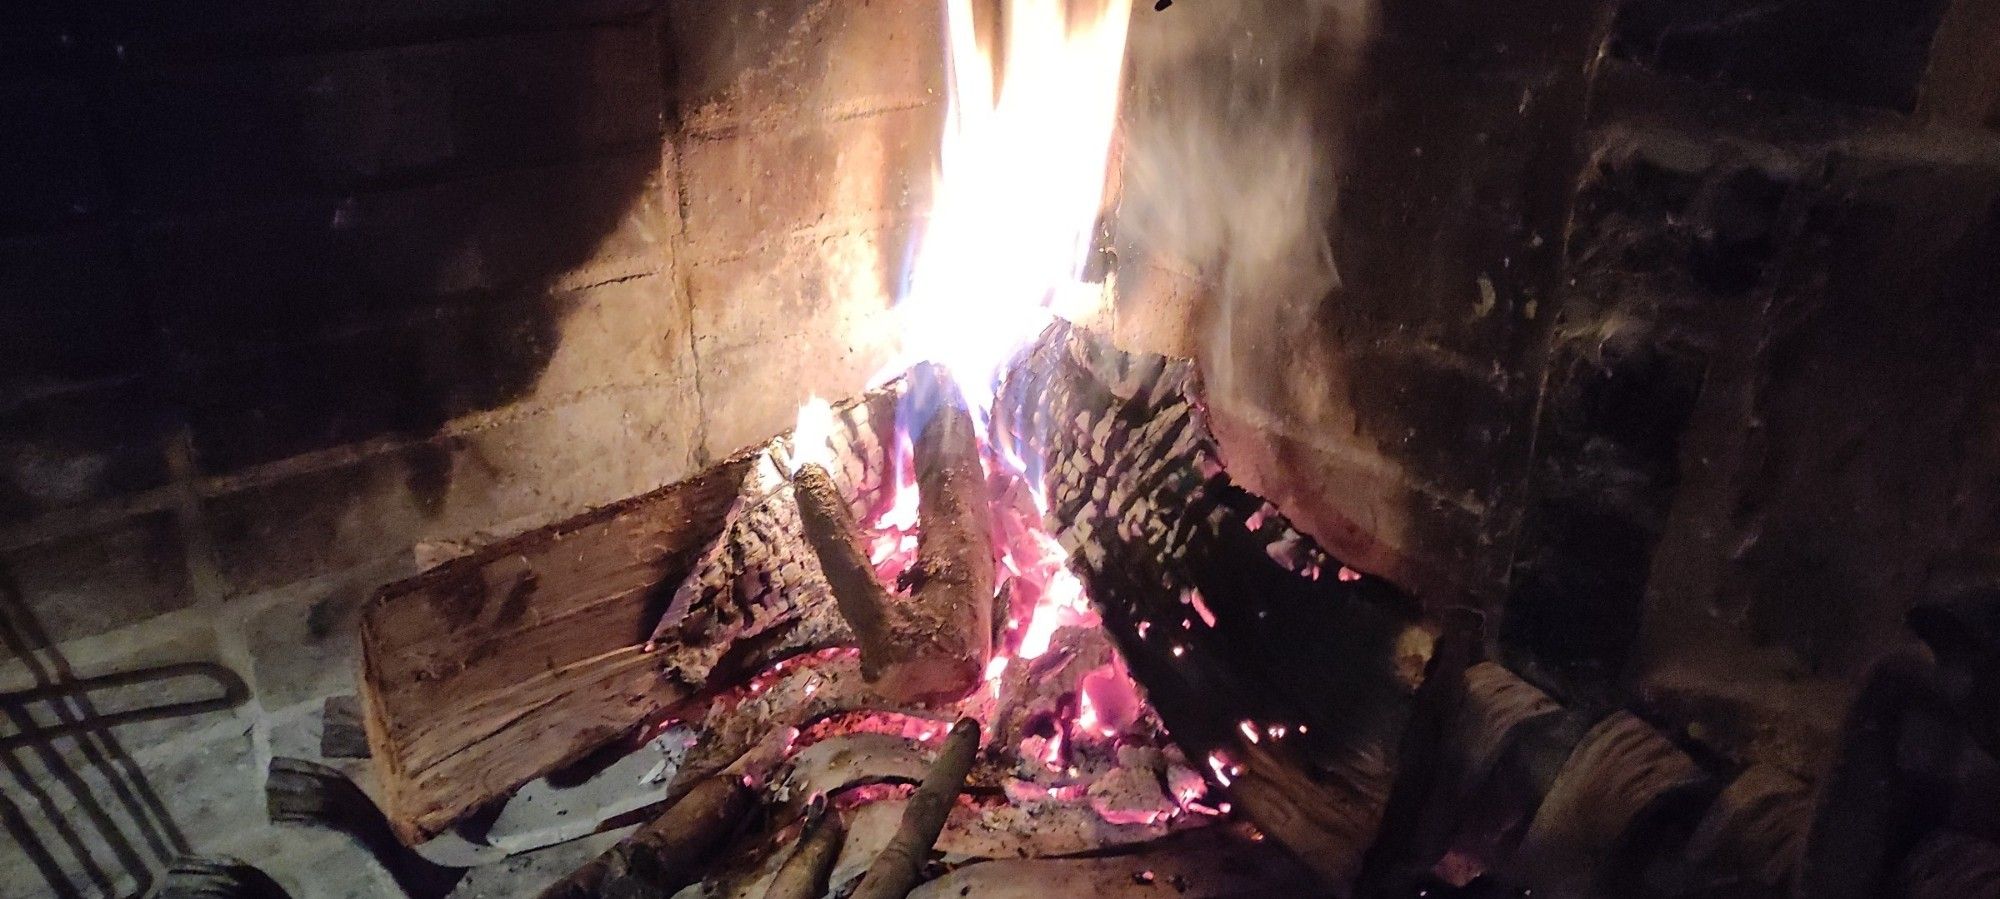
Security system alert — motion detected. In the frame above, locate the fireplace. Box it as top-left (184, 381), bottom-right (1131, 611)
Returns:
top-left (4, 0), bottom-right (2000, 897)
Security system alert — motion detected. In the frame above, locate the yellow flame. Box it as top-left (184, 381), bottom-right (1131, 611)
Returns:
top-left (889, 0), bottom-right (1134, 405)
top-left (788, 396), bottom-right (836, 474)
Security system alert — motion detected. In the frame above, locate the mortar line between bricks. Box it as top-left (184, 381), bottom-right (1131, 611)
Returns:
top-left (682, 95), bottom-right (941, 143)
top-left (0, 374), bottom-right (694, 555)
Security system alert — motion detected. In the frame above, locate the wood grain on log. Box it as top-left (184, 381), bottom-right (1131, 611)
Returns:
top-left (1503, 711), bottom-right (1707, 898)
top-left (361, 388), bottom-right (896, 845)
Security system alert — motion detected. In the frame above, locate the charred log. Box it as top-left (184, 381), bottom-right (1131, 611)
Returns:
top-left (761, 795), bottom-right (846, 899)
top-left (792, 382), bottom-right (994, 704)
top-left (852, 717), bottom-right (982, 899)
top-left (536, 775), bottom-right (753, 899)
top-left (994, 323), bottom-right (1427, 890)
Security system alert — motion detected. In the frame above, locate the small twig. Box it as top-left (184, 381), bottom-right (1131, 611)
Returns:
top-left (761, 794), bottom-right (846, 899)
top-left (851, 717), bottom-right (981, 899)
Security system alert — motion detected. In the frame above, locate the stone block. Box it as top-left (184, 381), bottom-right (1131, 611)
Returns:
top-left (0, 718), bottom-right (258, 899)
top-left (141, 150), bottom-right (671, 363)
top-left (0, 512), bottom-right (194, 653)
top-left (1568, 132), bottom-right (1795, 317)
top-left (0, 230), bottom-right (145, 403)
top-left (1342, 340), bottom-right (1536, 507)
top-left (666, 0), bottom-right (943, 134)
top-left (679, 102), bottom-right (938, 263)
top-left (205, 383), bottom-right (698, 594)
top-left (685, 227), bottom-right (905, 457)
top-left (1611, 0), bottom-right (1949, 111)
top-left (180, 269), bottom-right (687, 475)
top-left (0, 384), bottom-right (170, 526)
top-left (108, 25), bottom-right (662, 211)
top-left (0, 610), bottom-right (238, 757)
top-left (0, 80), bottom-right (111, 231)
top-left (97, 0), bottom-right (651, 55)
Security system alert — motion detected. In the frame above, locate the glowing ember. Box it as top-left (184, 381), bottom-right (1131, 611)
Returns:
top-left (758, 0), bottom-right (1196, 838)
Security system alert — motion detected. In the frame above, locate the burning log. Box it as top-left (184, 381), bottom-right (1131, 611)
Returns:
top-left (536, 727), bottom-right (795, 899)
top-left (761, 795), bottom-right (846, 899)
top-left (994, 323), bottom-right (1429, 891)
top-left (792, 387), bottom-right (994, 704)
top-left (534, 773), bottom-right (753, 899)
top-left (852, 717), bottom-right (982, 899)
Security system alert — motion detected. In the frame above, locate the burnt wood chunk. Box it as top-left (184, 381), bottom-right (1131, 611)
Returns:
top-left (156, 858), bottom-right (294, 899)
top-left (851, 717), bottom-right (982, 899)
top-left (994, 323), bottom-right (1428, 891)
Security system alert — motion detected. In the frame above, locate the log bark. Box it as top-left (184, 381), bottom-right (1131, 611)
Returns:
top-left (793, 393), bottom-right (995, 705)
top-left (535, 774), bottom-right (754, 899)
top-left (761, 796), bottom-right (846, 899)
top-left (851, 717), bottom-right (981, 899)
top-left (993, 323), bottom-right (1428, 892)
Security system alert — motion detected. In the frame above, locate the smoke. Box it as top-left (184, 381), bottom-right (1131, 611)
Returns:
top-left (1115, 0), bottom-right (1373, 413)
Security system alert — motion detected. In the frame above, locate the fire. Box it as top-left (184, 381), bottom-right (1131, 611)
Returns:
top-left (780, 0), bottom-right (1187, 823)
top-left (887, 0), bottom-right (1133, 408)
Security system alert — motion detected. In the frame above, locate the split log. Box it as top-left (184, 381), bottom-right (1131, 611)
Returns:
top-left (360, 388), bottom-right (896, 844)
top-left (852, 717), bottom-right (981, 899)
top-left (762, 796), bottom-right (846, 899)
top-left (538, 728), bottom-right (795, 899)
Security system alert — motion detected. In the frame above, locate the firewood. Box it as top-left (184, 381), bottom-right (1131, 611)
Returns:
top-left (534, 774), bottom-right (754, 899)
top-left (761, 795), bottom-right (846, 899)
top-left (851, 717), bottom-right (982, 899)
top-left (793, 452), bottom-right (991, 703)
top-left (904, 827), bottom-right (1320, 899)
top-left (994, 323), bottom-right (1430, 892)
top-left (538, 727), bottom-right (797, 899)
top-left (360, 386), bottom-right (896, 845)
top-left (903, 387), bottom-right (997, 695)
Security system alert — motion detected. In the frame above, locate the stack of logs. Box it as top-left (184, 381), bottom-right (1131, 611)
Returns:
top-left (349, 324), bottom-right (2000, 899)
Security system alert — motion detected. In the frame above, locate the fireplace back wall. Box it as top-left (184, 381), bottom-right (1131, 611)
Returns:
top-left (4, 0), bottom-right (2000, 895)
top-left (1, 1), bottom-right (938, 894)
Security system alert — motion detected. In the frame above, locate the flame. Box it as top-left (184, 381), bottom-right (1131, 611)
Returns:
top-left (789, 396), bottom-right (837, 475)
top-left (887, 0), bottom-right (1133, 408)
